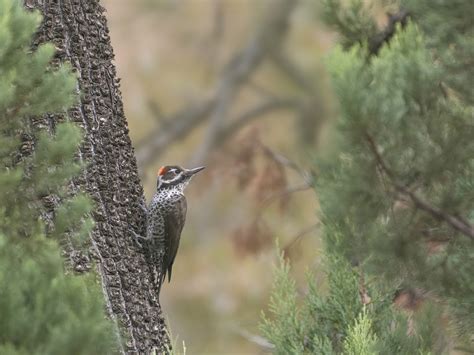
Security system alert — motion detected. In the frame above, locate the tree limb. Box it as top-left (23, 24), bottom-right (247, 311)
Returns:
top-left (270, 49), bottom-right (326, 145)
top-left (135, 97), bottom-right (216, 167)
top-left (365, 133), bottom-right (474, 240)
top-left (210, 98), bottom-right (300, 152)
top-left (270, 49), bottom-right (316, 93)
top-left (282, 222), bottom-right (320, 252)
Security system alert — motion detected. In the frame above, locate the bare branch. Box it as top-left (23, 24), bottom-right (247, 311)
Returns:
top-left (135, 0), bottom-right (297, 169)
top-left (146, 99), bottom-right (166, 125)
top-left (247, 79), bottom-right (282, 100)
top-left (137, 97), bottom-right (300, 170)
top-left (211, 98), bottom-right (299, 149)
top-left (199, 0), bottom-right (226, 77)
top-left (191, 0), bottom-right (297, 165)
top-left (241, 144), bottom-right (315, 222)
top-left (135, 97), bottom-right (216, 167)
top-left (210, 0), bottom-right (225, 42)
top-left (283, 222), bottom-right (320, 251)
top-left (365, 133), bottom-right (474, 240)
top-left (271, 49), bottom-right (316, 93)
top-left (259, 183), bottom-right (313, 214)
top-left (259, 143), bottom-right (315, 186)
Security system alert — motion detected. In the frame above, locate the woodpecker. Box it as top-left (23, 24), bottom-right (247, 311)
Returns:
top-left (133, 165), bottom-right (205, 293)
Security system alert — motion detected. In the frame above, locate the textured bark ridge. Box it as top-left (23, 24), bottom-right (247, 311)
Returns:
top-left (25, 0), bottom-right (169, 353)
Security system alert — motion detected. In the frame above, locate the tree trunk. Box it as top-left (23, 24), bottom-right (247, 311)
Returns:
top-left (25, 0), bottom-right (169, 353)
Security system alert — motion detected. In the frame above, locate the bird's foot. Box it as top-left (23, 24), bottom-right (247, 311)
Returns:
top-left (129, 228), bottom-right (149, 248)
top-left (139, 199), bottom-right (148, 214)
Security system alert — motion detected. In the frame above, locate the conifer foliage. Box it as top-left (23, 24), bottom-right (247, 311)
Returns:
top-left (261, 250), bottom-right (440, 354)
top-left (0, 1), bottom-right (115, 353)
top-left (262, 0), bottom-right (473, 353)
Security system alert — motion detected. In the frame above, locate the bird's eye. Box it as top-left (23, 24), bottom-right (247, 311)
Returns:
top-left (164, 169), bottom-right (179, 179)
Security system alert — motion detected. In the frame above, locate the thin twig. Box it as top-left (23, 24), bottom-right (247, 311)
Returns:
top-left (234, 328), bottom-right (275, 350)
top-left (283, 222), bottom-right (320, 251)
top-left (259, 183), bottom-right (313, 213)
top-left (259, 143), bottom-right (315, 186)
top-left (215, 98), bottom-right (300, 145)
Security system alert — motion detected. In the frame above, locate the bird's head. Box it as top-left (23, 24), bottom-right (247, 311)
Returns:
top-left (156, 165), bottom-right (205, 190)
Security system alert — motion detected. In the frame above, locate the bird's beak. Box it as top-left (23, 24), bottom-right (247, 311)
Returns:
top-left (186, 166), bottom-right (206, 176)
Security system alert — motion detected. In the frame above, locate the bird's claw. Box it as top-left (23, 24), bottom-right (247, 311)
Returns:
top-left (139, 199), bottom-right (148, 214)
top-left (129, 227), bottom-right (148, 248)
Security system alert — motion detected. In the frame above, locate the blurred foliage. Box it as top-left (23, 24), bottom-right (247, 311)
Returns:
top-left (0, 1), bottom-right (116, 353)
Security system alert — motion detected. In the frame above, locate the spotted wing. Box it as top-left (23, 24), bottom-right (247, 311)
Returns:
top-left (163, 195), bottom-right (187, 283)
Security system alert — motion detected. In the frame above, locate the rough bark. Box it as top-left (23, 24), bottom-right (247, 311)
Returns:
top-left (25, 0), bottom-right (168, 353)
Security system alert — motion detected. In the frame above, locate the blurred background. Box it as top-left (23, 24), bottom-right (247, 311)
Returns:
top-left (101, 0), bottom-right (336, 352)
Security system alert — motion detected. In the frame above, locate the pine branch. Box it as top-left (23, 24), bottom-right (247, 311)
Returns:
top-left (365, 133), bottom-right (474, 240)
